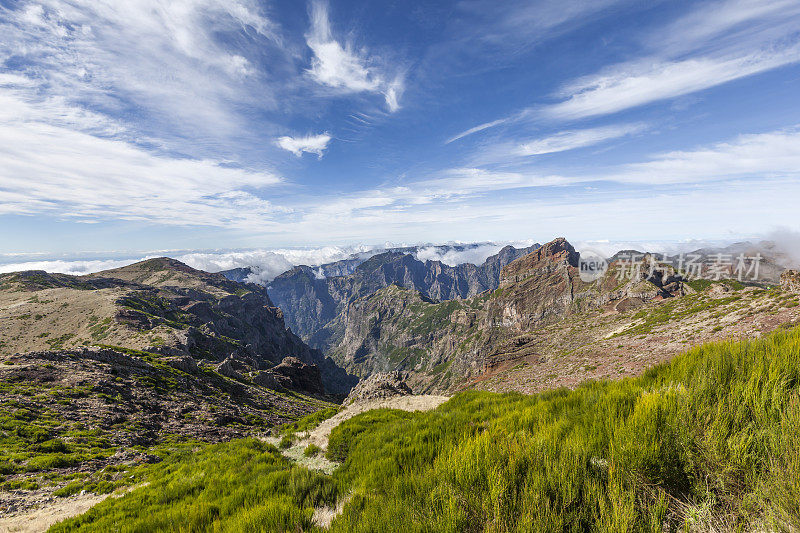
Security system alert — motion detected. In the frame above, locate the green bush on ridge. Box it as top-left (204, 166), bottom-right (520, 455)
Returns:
top-left (52, 327), bottom-right (800, 532)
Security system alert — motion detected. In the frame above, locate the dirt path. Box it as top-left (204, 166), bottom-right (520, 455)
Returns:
top-left (308, 395), bottom-right (449, 449)
top-left (3, 397), bottom-right (449, 532)
top-left (0, 485), bottom-right (145, 533)
top-left (265, 394), bottom-right (450, 474)
top-left (0, 492), bottom-right (107, 533)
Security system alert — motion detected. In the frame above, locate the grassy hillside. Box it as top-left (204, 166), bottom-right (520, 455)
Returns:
top-left (53, 327), bottom-right (800, 531)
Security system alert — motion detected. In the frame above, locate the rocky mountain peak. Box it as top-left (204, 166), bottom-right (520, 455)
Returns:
top-left (501, 237), bottom-right (578, 283)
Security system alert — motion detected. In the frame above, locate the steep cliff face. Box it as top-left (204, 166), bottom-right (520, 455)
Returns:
top-left (267, 244), bottom-right (540, 349)
top-left (483, 238), bottom-right (684, 332)
top-left (324, 238), bottom-right (691, 393)
top-left (0, 258), bottom-right (356, 395)
top-left (323, 285), bottom-right (483, 392)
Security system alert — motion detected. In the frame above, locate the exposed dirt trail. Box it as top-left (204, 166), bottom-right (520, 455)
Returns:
top-left (0, 484), bottom-right (145, 533)
top-left (0, 493), bottom-right (107, 533)
top-left (3, 397), bottom-right (449, 532)
top-left (264, 394), bottom-right (449, 475)
top-left (308, 395), bottom-right (449, 449)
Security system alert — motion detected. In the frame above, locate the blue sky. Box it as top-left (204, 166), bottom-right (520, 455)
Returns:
top-left (1, 0), bottom-right (800, 258)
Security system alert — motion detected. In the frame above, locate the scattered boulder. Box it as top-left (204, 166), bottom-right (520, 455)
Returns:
top-left (253, 357), bottom-right (325, 395)
top-left (215, 355), bottom-right (245, 381)
top-left (164, 355), bottom-right (198, 374)
top-left (345, 371), bottom-right (413, 405)
top-left (781, 270), bottom-right (800, 293)
top-left (269, 357), bottom-right (325, 395)
top-left (253, 370), bottom-right (282, 390)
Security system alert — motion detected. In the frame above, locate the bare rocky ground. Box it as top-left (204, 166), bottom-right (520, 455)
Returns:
top-left (0, 484), bottom-right (145, 533)
top-left (0, 347), bottom-right (333, 527)
top-left (471, 283), bottom-right (800, 394)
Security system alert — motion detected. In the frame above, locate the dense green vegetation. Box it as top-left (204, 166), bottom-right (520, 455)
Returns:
top-left (53, 327), bottom-right (800, 531)
top-left (50, 440), bottom-right (337, 532)
top-left (280, 406), bottom-right (341, 437)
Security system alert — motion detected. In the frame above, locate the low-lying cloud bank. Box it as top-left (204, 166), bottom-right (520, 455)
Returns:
top-left (2, 231), bottom-right (798, 283)
top-left (413, 241), bottom-right (539, 267)
top-left (0, 245), bottom-right (379, 282)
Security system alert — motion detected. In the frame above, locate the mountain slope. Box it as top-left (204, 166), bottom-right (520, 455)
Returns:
top-left (324, 238), bottom-right (800, 393)
top-left (0, 258), bottom-right (356, 394)
top-left (265, 244), bottom-right (540, 350)
top-left (0, 259), bottom-right (357, 515)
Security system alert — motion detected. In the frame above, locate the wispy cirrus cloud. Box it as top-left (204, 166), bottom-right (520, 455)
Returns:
top-left (0, 0), bottom-right (286, 148)
top-left (0, 82), bottom-right (286, 228)
top-left (448, 0), bottom-right (800, 139)
top-left (514, 123), bottom-right (647, 155)
top-left (306, 0), bottom-right (405, 112)
top-left (294, 126), bottom-right (800, 227)
top-left (545, 47), bottom-right (800, 120)
top-left (445, 118), bottom-right (510, 144)
top-left (469, 123), bottom-right (648, 164)
top-left (542, 0), bottom-right (800, 121)
top-left (276, 133), bottom-right (332, 158)
top-left (451, 0), bottom-right (631, 51)
top-left (615, 127), bottom-right (800, 184)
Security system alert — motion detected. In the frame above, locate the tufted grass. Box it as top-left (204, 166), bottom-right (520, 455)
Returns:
top-left (51, 327), bottom-right (800, 531)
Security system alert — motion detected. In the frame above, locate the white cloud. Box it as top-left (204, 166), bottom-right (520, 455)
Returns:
top-left (276, 133), bottom-right (332, 158)
top-left (305, 0), bottom-right (405, 111)
top-left (545, 48), bottom-right (800, 120)
top-left (0, 81), bottom-right (285, 228)
top-left (451, 0), bottom-right (800, 133)
top-left (0, 0), bottom-right (284, 146)
top-left (763, 228), bottom-right (800, 268)
top-left (0, 244), bottom-right (381, 282)
top-left (0, 258), bottom-right (150, 276)
top-left (273, 126), bottom-right (800, 244)
top-left (445, 118), bottom-right (509, 144)
top-left (454, 0), bottom-right (629, 50)
top-left (542, 0), bottom-right (800, 120)
top-left (470, 123), bottom-right (648, 163)
top-left (414, 243), bottom-right (505, 266)
top-left (655, 0), bottom-right (800, 56)
top-left (515, 124), bottom-right (646, 155)
top-left (615, 128), bottom-right (800, 184)
top-left (384, 76), bottom-right (405, 113)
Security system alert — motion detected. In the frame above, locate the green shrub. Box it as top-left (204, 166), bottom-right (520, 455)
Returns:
top-left (54, 481), bottom-right (85, 497)
top-left (303, 444), bottom-right (322, 457)
top-left (280, 406), bottom-right (341, 436)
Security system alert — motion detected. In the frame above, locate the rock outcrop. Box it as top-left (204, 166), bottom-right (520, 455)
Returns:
top-left (0, 348), bottom-right (334, 447)
top-left (255, 357), bottom-right (325, 394)
top-left (344, 371), bottom-right (413, 404)
top-left (782, 270), bottom-right (800, 293)
top-left (324, 238), bottom-right (691, 392)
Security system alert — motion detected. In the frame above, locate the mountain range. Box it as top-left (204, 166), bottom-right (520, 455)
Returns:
top-left (3, 237), bottom-right (800, 528)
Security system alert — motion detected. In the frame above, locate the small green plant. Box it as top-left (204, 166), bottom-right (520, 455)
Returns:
top-left (303, 444), bottom-right (322, 457)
